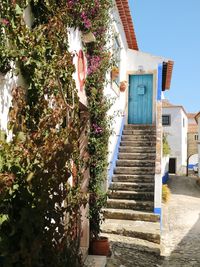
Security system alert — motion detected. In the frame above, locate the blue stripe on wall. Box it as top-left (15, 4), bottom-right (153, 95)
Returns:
top-left (157, 64), bottom-right (163, 101)
top-left (162, 172), bottom-right (169, 184)
top-left (154, 208), bottom-right (162, 229)
top-left (108, 116), bottom-right (126, 185)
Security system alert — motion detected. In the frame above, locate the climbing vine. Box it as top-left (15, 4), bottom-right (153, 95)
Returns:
top-left (0, 0), bottom-right (113, 266)
top-left (67, 0), bottom-right (113, 238)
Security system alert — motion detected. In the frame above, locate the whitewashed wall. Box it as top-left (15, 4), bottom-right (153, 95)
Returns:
top-left (68, 28), bottom-right (88, 107)
top-left (181, 109), bottom-right (188, 171)
top-left (163, 107), bottom-right (188, 174)
top-left (105, 5), bottom-right (129, 172)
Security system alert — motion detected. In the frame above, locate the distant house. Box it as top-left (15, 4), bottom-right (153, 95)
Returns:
top-left (187, 113), bottom-right (198, 172)
top-left (195, 112), bottom-right (200, 178)
top-left (162, 100), bottom-right (188, 175)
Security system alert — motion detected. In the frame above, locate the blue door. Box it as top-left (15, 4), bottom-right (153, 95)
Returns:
top-left (128, 74), bottom-right (153, 124)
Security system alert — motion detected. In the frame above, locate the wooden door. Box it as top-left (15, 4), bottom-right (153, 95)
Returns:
top-left (128, 74), bottom-right (153, 124)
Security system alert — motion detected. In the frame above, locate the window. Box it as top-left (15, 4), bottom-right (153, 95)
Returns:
top-left (162, 115), bottom-right (171, 126)
top-left (195, 134), bottom-right (198, 141)
top-left (183, 118), bottom-right (185, 127)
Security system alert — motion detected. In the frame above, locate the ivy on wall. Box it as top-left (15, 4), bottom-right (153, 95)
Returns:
top-left (0, 0), bottom-right (113, 266)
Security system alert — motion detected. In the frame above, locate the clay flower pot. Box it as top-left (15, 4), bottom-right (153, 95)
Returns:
top-left (90, 236), bottom-right (110, 256)
top-left (119, 81), bottom-right (127, 92)
top-left (111, 66), bottom-right (119, 80)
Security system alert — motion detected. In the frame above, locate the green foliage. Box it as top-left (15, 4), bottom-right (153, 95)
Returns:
top-left (0, 1), bottom-right (87, 266)
top-left (163, 134), bottom-right (171, 156)
top-left (0, 0), bottom-right (113, 265)
top-left (162, 184), bottom-right (171, 203)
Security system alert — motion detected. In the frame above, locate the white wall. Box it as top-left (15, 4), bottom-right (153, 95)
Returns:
top-left (181, 109), bottom-right (188, 171)
top-left (68, 28), bottom-right (88, 107)
top-left (162, 155), bottom-right (169, 178)
top-left (106, 5), bottom-right (129, 167)
top-left (163, 107), bottom-right (188, 174)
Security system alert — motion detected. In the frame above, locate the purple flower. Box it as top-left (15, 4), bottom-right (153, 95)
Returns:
top-left (67, 0), bottom-right (76, 8)
top-left (87, 55), bottom-right (101, 75)
top-left (92, 124), bottom-right (103, 134)
top-left (81, 11), bottom-right (92, 29)
top-left (1, 19), bottom-right (9, 26)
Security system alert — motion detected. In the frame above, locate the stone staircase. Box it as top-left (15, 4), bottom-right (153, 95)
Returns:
top-left (102, 124), bottom-right (160, 254)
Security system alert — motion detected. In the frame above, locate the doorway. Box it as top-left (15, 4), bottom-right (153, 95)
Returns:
top-left (128, 74), bottom-right (153, 124)
top-left (169, 158), bottom-right (176, 174)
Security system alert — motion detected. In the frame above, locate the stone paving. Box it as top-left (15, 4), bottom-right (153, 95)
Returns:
top-left (106, 175), bottom-right (200, 267)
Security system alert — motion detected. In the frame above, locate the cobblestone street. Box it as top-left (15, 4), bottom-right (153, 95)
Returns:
top-left (106, 175), bottom-right (200, 267)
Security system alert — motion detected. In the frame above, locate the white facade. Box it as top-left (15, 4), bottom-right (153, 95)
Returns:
top-left (162, 106), bottom-right (188, 175)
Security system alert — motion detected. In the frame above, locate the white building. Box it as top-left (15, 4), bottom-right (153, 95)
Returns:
top-left (162, 100), bottom-right (188, 175)
top-left (195, 112), bottom-right (200, 178)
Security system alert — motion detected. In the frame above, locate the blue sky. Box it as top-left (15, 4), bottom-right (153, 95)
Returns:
top-left (129, 0), bottom-right (200, 113)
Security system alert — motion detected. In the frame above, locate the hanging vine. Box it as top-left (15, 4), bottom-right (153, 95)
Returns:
top-left (0, 0), bottom-right (113, 266)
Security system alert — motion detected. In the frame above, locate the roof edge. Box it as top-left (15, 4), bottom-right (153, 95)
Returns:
top-left (162, 60), bottom-right (174, 91)
top-left (115, 0), bottom-right (139, 51)
top-left (195, 112), bottom-right (200, 123)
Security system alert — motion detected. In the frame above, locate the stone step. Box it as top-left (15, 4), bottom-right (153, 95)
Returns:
top-left (106, 199), bottom-right (154, 211)
top-left (101, 219), bottom-right (160, 244)
top-left (109, 182), bottom-right (154, 191)
top-left (119, 146), bottom-right (156, 153)
top-left (112, 174), bottom-right (154, 183)
top-left (118, 153), bottom-right (156, 160)
top-left (108, 190), bottom-right (154, 201)
top-left (84, 256), bottom-right (107, 267)
top-left (121, 141), bottom-right (156, 147)
top-left (123, 129), bottom-right (156, 135)
top-left (114, 166), bottom-right (155, 175)
top-left (103, 208), bottom-right (160, 222)
top-left (102, 233), bottom-right (160, 255)
top-left (116, 159), bottom-right (155, 167)
top-left (124, 124), bottom-right (156, 130)
top-left (121, 135), bottom-right (156, 141)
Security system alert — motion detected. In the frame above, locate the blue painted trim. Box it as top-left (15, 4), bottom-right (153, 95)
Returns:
top-left (108, 116), bottom-right (126, 185)
top-left (162, 172), bottom-right (169, 184)
top-left (157, 64), bottom-right (163, 101)
top-left (154, 208), bottom-right (161, 215)
top-left (154, 208), bottom-right (162, 229)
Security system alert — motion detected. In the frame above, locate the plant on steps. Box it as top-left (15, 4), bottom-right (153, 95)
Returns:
top-left (162, 184), bottom-right (171, 203)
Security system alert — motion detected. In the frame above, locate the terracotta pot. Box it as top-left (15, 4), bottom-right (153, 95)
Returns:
top-left (119, 81), bottom-right (127, 92)
top-left (90, 236), bottom-right (110, 256)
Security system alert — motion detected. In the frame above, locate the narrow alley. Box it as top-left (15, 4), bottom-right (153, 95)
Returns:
top-left (106, 175), bottom-right (200, 267)
top-left (161, 175), bottom-right (200, 266)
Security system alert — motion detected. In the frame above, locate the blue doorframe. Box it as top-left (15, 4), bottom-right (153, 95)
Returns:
top-left (128, 74), bottom-right (153, 124)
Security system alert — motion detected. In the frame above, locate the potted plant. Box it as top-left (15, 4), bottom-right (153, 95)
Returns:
top-left (89, 191), bottom-right (110, 256)
top-left (111, 66), bottom-right (119, 80)
top-left (119, 81), bottom-right (127, 92)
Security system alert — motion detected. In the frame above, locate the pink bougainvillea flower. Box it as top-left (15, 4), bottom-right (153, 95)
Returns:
top-left (81, 11), bottom-right (92, 29)
top-left (1, 18), bottom-right (9, 26)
